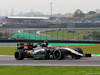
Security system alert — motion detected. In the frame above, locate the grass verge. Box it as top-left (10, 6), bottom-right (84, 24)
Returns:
top-left (54, 44), bottom-right (100, 54)
top-left (0, 47), bottom-right (16, 55)
top-left (68, 44), bottom-right (100, 54)
top-left (0, 66), bottom-right (100, 75)
top-left (40, 29), bottom-right (100, 40)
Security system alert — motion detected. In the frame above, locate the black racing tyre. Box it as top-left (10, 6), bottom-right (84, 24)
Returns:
top-left (53, 49), bottom-right (65, 60)
top-left (74, 48), bottom-right (83, 59)
top-left (74, 48), bottom-right (83, 54)
top-left (45, 51), bottom-right (50, 59)
top-left (14, 50), bottom-right (25, 60)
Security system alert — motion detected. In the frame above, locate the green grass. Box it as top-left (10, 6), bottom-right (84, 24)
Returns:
top-left (68, 44), bottom-right (100, 54)
top-left (54, 44), bottom-right (100, 54)
top-left (0, 47), bottom-right (16, 55)
top-left (40, 29), bottom-right (100, 40)
top-left (0, 44), bottom-right (100, 55)
top-left (0, 66), bottom-right (100, 75)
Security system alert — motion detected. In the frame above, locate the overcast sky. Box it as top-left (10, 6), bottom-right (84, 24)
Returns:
top-left (0, 0), bottom-right (100, 16)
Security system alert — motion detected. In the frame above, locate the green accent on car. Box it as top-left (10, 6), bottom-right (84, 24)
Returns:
top-left (34, 56), bottom-right (45, 58)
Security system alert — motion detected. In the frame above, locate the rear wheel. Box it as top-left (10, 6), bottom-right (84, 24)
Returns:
top-left (14, 50), bottom-right (25, 60)
top-left (74, 48), bottom-right (83, 59)
top-left (53, 49), bottom-right (65, 60)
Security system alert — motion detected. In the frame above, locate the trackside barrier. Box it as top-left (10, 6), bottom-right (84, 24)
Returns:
top-left (0, 40), bottom-right (100, 44)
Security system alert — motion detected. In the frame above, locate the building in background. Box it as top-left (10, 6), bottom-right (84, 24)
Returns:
top-left (4, 16), bottom-right (49, 27)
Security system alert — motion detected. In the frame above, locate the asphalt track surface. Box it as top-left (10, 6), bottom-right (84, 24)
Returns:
top-left (0, 56), bottom-right (100, 66)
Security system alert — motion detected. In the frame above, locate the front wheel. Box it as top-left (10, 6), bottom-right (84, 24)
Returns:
top-left (74, 48), bottom-right (83, 59)
top-left (14, 50), bottom-right (25, 60)
top-left (53, 49), bottom-right (65, 60)
top-left (74, 48), bottom-right (83, 54)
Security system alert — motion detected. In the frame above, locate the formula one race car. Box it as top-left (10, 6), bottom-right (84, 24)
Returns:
top-left (14, 42), bottom-right (91, 60)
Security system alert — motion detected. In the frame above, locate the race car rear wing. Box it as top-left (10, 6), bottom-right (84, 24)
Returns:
top-left (17, 43), bottom-right (33, 50)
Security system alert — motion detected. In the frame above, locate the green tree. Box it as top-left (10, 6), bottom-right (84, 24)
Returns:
top-left (92, 31), bottom-right (100, 40)
top-left (49, 17), bottom-right (56, 20)
top-left (88, 11), bottom-right (96, 14)
top-left (73, 9), bottom-right (84, 17)
top-left (4, 33), bottom-right (9, 37)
